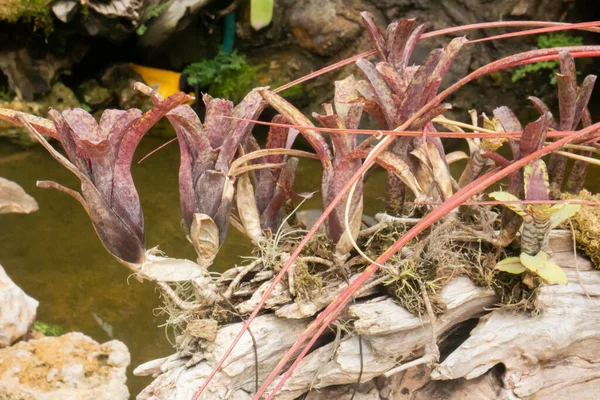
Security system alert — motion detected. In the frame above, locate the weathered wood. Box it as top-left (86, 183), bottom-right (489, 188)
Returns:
top-left (433, 249), bottom-right (600, 399)
top-left (137, 231), bottom-right (600, 399)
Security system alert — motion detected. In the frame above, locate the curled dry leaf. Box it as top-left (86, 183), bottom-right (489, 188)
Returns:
top-left (236, 172), bottom-right (264, 244)
top-left (140, 248), bottom-right (208, 282)
top-left (189, 213), bottom-right (220, 266)
top-left (0, 177), bottom-right (38, 214)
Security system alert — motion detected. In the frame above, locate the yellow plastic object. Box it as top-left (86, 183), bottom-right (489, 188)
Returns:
top-left (129, 63), bottom-right (194, 103)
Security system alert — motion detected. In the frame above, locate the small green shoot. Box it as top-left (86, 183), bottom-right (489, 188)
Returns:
top-left (32, 321), bottom-right (67, 337)
top-left (491, 160), bottom-right (580, 285)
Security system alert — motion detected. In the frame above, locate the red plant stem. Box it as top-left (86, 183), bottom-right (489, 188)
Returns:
top-left (260, 121), bottom-right (600, 399)
top-left (469, 21), bottom-right (600, 44)
top-left (137, 137), bottom-right (177, 163)
top-left (140, 22), bottom-right (600, 162)
top-left (274, 50), bottom-right (377, 93)
top-left (193, 44), bottom-right (600, 400)
top-left (273, 21), bottom-right (600, 94)
top-left (224, 116), bottom-right (583, 139)
top-left (405, 200), bottom-right (600, 206)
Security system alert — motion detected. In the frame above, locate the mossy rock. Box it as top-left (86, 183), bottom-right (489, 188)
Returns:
top-left (562, 190), bottom-right (600, 269)
top-left (0, 82), bottom-right (80, 146)
top-left (76, 79), bottom-right (113, 111)
top-left (0, 0), bottom-right (54, 34)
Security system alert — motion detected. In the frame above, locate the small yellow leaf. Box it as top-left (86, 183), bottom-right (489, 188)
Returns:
top-left (495, 257), bottom-right (526, 274)
top-left (520, 251), bottom-right (548, 272)
top-left (489, 191), bottom-right (527, 217)
top-left (236, 172), bottom-right (264, 244)
top-left (536, 260), bottom-right (568, 285)
top-left (549, 203), bottom-right (581, 229)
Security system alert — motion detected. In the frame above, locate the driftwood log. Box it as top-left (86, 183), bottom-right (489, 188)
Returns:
top-left (135, 231), bottom-right (600, 399)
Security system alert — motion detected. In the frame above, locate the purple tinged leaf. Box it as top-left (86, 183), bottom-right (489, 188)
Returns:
top-left (265, 115), bottom-right (290, 165)
top-left (376, 62), bottom-right (406, 103)
top-left (556, 73), bottom-right (577, 131)
top-left (528, 97), bottom-right (558, 129)
top-left (165, 105), bottom-right (213, 231)
top-left (177, 127), bottom-right (196, 232)
top-left (573, 74), bottom-right (597, 129)
top-left (524, 159), bottom-right (550, 201)
top-left (47, 109), bottom-right (90, 177)
top-left (80, 181), bottom-right (145, 263)
top-left (246, 119), bottom-right (288, 216)
top-left (355, 80), bottom-right (389, 129)
top-left (260, 157), bottom-right (299, 230)
top-left (0, 108), bottom-right (58, 138)
top-left (520, 112), bottom-right (551, 157)
top-left (399, 49), bottom-right (442, 121)
top-left (360, 11), bottom-right (387, 61)
top-left (112, 91), bottom-right (190, 243)
top-left (493, 106), bottom-right (523, 160)
top-left (259, 89), bottom-right (333, 174)
top-left (62, 109), bottom-right (114, 201)
top-left (167, 105), bottom-right (214, 173)
top-left (215, 89), bottom-right (266, 172)
top-left (203, 95), bottom-right (233, 149)
top-left (422, 37), bottom-right (467, 105)
top-left (356, 58), bottom-right (397, 128)
top-left (385, 21), bottom-right (398, 56)
top-left (387, 19), bottom-right (417, 72)
top-left (559, 51), bottom-right (577, 86)
top-left (19, 116), bottom-right (145, 264)
top-left (194, 170), bottom-right (231, 242)
top-left (333, 75), bottom-right (364, 130)
top-left (390, 22), bottom-right (426, 73)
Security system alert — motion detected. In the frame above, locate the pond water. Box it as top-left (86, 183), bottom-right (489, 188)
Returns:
top-left (0, 131), bottom-right (597, 397)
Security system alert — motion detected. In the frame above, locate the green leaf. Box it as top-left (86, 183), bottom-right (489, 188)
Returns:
top-left (520, 251), bottom-right (548, 272)
top-left (536, 260), bottom-right (568, 284)
top-left (251, 0), bottom-right (274, 30)
top-left (495, 257), bottom-right (526, 274)
top-left (489, 191), bottom-right (527, 217)
top-left (549, 203), bottom-right (581, 228)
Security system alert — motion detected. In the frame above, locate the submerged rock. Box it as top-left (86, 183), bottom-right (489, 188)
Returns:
top-left (0, 264), bottom-right (38, 348)
top-left (0, 332), bottom-right (130, 400)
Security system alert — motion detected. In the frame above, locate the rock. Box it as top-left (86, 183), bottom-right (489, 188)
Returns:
top-left (288, 0), bottom-right (365, 57)
top-left (0, 45), bottom-right (87, 102)
top-left (0, 82), bottom-right (80, 146)
top-left (100, 63), bottom-right (152, 110)
top-left (51, 0), bottom-right (80, 23)
top-left (139, 0), bottom-right (214, 47)
top-left (0, 264), bottom-right (38, 348)
top-left (0, 332), bottom-right (130, 400)
top-left (0, 177), bottom-right (38, 214)
top-left (76, 79), bottom-right (113, 110)
top-left (84, 0), bottom-right (145, 42)
top-left (0, 49), bottom-right (51, 101)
